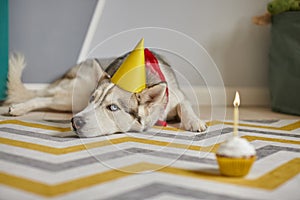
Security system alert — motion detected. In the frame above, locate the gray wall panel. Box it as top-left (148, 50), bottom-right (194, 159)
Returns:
top-left (9, 0), bottom-right (97, 83)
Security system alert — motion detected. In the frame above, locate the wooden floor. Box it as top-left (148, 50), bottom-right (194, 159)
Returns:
top-left (0, 106), bottom-right (299, 121)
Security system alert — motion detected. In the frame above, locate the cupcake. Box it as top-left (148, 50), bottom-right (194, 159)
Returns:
top-left (216, 136), bottom-right (256, 177)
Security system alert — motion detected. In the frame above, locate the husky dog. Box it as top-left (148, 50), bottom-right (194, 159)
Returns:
top-left (6, 52), bottom-right (207, 137)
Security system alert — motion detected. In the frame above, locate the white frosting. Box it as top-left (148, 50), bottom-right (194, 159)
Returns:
top-left (217, 137), bottom-right (256, 157)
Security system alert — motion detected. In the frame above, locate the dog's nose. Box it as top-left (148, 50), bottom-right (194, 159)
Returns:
top-left (71, 117), bottom-right (85, 131)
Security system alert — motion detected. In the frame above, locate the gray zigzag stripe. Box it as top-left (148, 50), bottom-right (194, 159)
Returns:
top-left (100, 182), bottom-right (252, 200)
top-left (1, 126), bottom-right (298, 144)
top-left (0, 127), bottom-right (231, 142)
top-left (142, 127), bottom-right (232, 140)
top-left (242, 120), bottom-right (279, 124)
top-left (142, 127), bottom-right (300, 140)
top-left (238, 128), bottom-right (300, 138)
top-left (0, 147), bottom-right (215, 171)
top-left (0, 127), bottom-right (76, 142)
top-left (1, 145), bottom-right (299, 172)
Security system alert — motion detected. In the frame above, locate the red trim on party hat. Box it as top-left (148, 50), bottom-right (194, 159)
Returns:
top-left (145, 48), bottom-right (169, 97)
top-left (144, 48), bottom-right (169, 127)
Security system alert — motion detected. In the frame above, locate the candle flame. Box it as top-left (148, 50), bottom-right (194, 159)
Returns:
top-left (233, 91), bottom-right (240, 107)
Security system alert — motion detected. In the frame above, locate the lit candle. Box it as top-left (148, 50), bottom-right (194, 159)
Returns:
top-left (233, 91), bottom-right (240, 137)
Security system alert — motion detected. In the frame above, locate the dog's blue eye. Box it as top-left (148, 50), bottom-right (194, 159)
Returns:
top-left (107, 104), bottom-right (120, 111)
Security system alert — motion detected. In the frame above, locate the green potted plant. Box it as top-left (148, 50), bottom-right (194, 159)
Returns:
top-left (253, 0), bottom-right (300, 115)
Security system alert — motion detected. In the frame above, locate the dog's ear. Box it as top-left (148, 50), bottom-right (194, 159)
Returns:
top-left (137, 82), bottom-right (167, 106)
top-left (131, 82), bottom-right (167, 131)
top-left (91, 59), bottom-right (110, 81)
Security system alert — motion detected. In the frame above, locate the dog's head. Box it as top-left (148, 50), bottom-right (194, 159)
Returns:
top-left (71, 75), bottom-right (167, 137)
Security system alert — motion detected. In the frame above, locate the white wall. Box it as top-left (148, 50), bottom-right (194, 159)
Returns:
top-left (85, 0), bottom-right (271, 105)
top-left (11, 0), bottom-right (271, 105)
top-left (88, 0), bottom-right (271, 87)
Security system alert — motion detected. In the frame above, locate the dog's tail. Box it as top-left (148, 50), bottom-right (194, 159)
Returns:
top-left (5, 53), bottom-right (36, 104)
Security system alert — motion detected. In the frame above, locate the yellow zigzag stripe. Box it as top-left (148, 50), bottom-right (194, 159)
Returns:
top-left (1, 158), bottom-right (299, 197)
top-left (1, 119), bottom-right (300, 132)
top-left (1, 135), bottom-right (299, 155)
top-left (0, 120), bottom-right (70, 132)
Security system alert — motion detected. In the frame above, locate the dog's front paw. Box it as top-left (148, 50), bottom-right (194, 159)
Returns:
top-left (8, 104), bottom-right (27, 116)
top-left (181, 118), bottom-right (207, 132)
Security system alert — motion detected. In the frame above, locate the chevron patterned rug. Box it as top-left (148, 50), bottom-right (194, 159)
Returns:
top-left (0, 118), bottom-right (300, 200)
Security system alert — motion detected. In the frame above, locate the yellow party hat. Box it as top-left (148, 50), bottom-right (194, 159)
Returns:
top-left (111, 38), bottom-right (146, 93)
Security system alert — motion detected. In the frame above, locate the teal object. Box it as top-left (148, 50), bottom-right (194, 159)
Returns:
top-left (0, 0), bottom-right (8, 101)
top-left (269, 11), bottom-right (300, 115)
